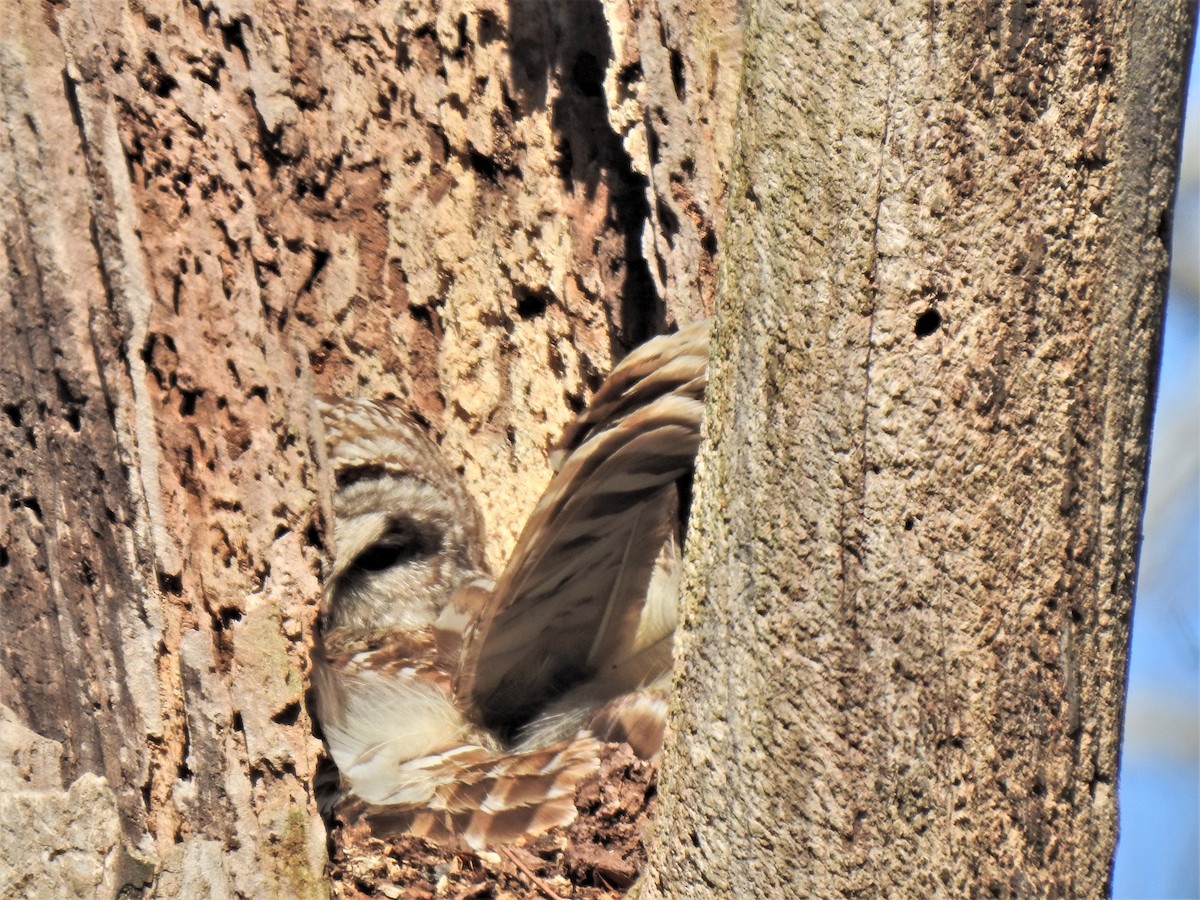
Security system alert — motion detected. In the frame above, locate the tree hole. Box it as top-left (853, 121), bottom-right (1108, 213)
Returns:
top-left (914, 309), bottom-right (942, 338)
top-left (515, 286), bottom-right (551, 319)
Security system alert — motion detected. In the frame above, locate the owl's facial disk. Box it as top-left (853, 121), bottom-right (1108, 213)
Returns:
top-left (323, 473), bottom-right (479, 632)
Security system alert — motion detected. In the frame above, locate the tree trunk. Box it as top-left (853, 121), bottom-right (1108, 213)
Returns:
top-left (3, 0), bottom-right (1189, 896)
top-left (642, 1), bottom-right (1193, 898)
top-left (0, 1), bottom-right (730, 895)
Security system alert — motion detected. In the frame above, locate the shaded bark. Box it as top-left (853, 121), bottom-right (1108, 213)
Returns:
top-left (0, 1), bottom-right (728, 895)
top-left (643, 1), bottom-right (1193, 897)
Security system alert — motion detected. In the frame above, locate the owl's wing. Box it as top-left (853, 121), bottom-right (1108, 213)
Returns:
top-left (316, 621), bottom-right (602, 850)
top-left (457, 321), bottom-right (709, 733)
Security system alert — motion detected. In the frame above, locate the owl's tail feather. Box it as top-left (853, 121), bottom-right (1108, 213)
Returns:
top-left (337, 736), bottom-right (601, 851)
top-left (458, 322), bottom-right (710, 731)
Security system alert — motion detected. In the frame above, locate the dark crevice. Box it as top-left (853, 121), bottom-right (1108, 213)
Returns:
top-left (144, 52), bottom-right (179, 97)
top-left (514, 285), bottom-right (552, 319)
top-left (466, 147), bottom-right (502, 182)
top-left (915, 308), bottom-right (943, 338)
top-left (272, 701), bottom-right (302, 726)
top-left (16, 496), bottom-right (43, 522)
top-left (218, 17), bottom-right (251, 69)
top-left (478, 10), bottom-right (504, 46)
top-left (299, 248), bottom-right (329, 296)
top-left (252, 107), bottom-right (289, 175)
top-left (511, 0), bottom-right (663, 344)
top-left (179, 389), bottom-right (201, 417)
top-left (571, 51), bottom-right (604, 98)
top-left (304, 518), bottom-right (324, 551)
top-left (668, 47), bottom-right (685, 100)
top-left (656, 198), bottom-right (680, 246)
top-left (157, 571), bottom-right (183, 595)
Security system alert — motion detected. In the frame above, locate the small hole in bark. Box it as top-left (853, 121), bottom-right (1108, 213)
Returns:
top-left (179, 390), bottom-right (200, 416)
top-left (158, 572), bottom-right (183, 595)
top-left (467, 148), bottom-right (500, 182)
top-left (272, 702), bottom-right (302, 726)
top-left (3, 403), bottom-right (21, 427)
top-left (656, 198), bottom-right (680, 245)
top-left (305, 520), bottom-right (322, 548)
top-left (618, 61), bottom-right (642, 88)
top-left (904, 516), bottom-right (915, 531)
top-left (690, 831), bottom-right (701, 848)
top-left (0, 546), bottom-right (8, 567)
top-left (17, 497), bottom-right (43, 522)
top-left (219, 607), bottom-right (243, 629)
top-left (453, 13), bottom-right (470, 57)
top-left (145, 52), bottom-right (178, 97)
top-left (155, 73), bottom-right (178, 97)
top-left (914, 309), bottom-right (942, 338)
top-left (669, 48), bottom-right (685, 99)
top-left (515, 286), bottom-right (551, 319)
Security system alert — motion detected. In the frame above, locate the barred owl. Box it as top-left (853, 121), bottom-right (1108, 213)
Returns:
top-left (311, 321), bottom-right (709, 850)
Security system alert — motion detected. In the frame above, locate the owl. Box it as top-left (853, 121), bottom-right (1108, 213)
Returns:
top-left (311, 321), bottom-right (709, 850)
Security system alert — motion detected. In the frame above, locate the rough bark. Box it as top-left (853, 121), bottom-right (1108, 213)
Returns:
top-left (642, 1), bottom-right (1193, 898)
top-left (0, 1), bottom-right (728, 895)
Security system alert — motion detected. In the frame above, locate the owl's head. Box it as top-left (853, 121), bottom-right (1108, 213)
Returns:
top-left (318, 399), bottom-right (486, 633)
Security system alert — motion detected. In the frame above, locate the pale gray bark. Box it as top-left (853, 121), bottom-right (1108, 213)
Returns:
top-left (642, 1), bottom-right (1194, 897)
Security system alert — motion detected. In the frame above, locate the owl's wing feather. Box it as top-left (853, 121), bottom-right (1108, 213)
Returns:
top-left (312, 625), bottom-right (477, 805)
top-left (338, 736), bottom-right (601, 851)
top-left (458, 322), bottom-right (709, 732)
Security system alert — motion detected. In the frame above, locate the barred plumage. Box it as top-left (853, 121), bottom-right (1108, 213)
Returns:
top-left (312, 322), bottom-right (709, 850)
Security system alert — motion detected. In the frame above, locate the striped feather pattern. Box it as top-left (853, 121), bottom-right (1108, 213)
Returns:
top-left (341, 737), bottom-right (601, 851)
top-left (313, 322), bottom-right (709, 849)
top-left (459, 322), bottom-right (709, 732)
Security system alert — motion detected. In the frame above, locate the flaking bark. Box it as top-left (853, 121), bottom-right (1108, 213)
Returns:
top-left (0, 1), bottom-right (727, 895)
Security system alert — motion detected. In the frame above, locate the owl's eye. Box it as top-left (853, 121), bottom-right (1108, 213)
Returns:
top-left (349, 522), bottom-right (441, 574)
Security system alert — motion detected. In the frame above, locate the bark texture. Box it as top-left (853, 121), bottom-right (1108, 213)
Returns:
top-left (642, 1), bottom-right (1192, 897)
top-left (0, 1), bottom-right (730, 895)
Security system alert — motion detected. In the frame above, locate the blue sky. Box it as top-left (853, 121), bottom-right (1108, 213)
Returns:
top-left (1111, 33), bottom-right (1200, 900)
